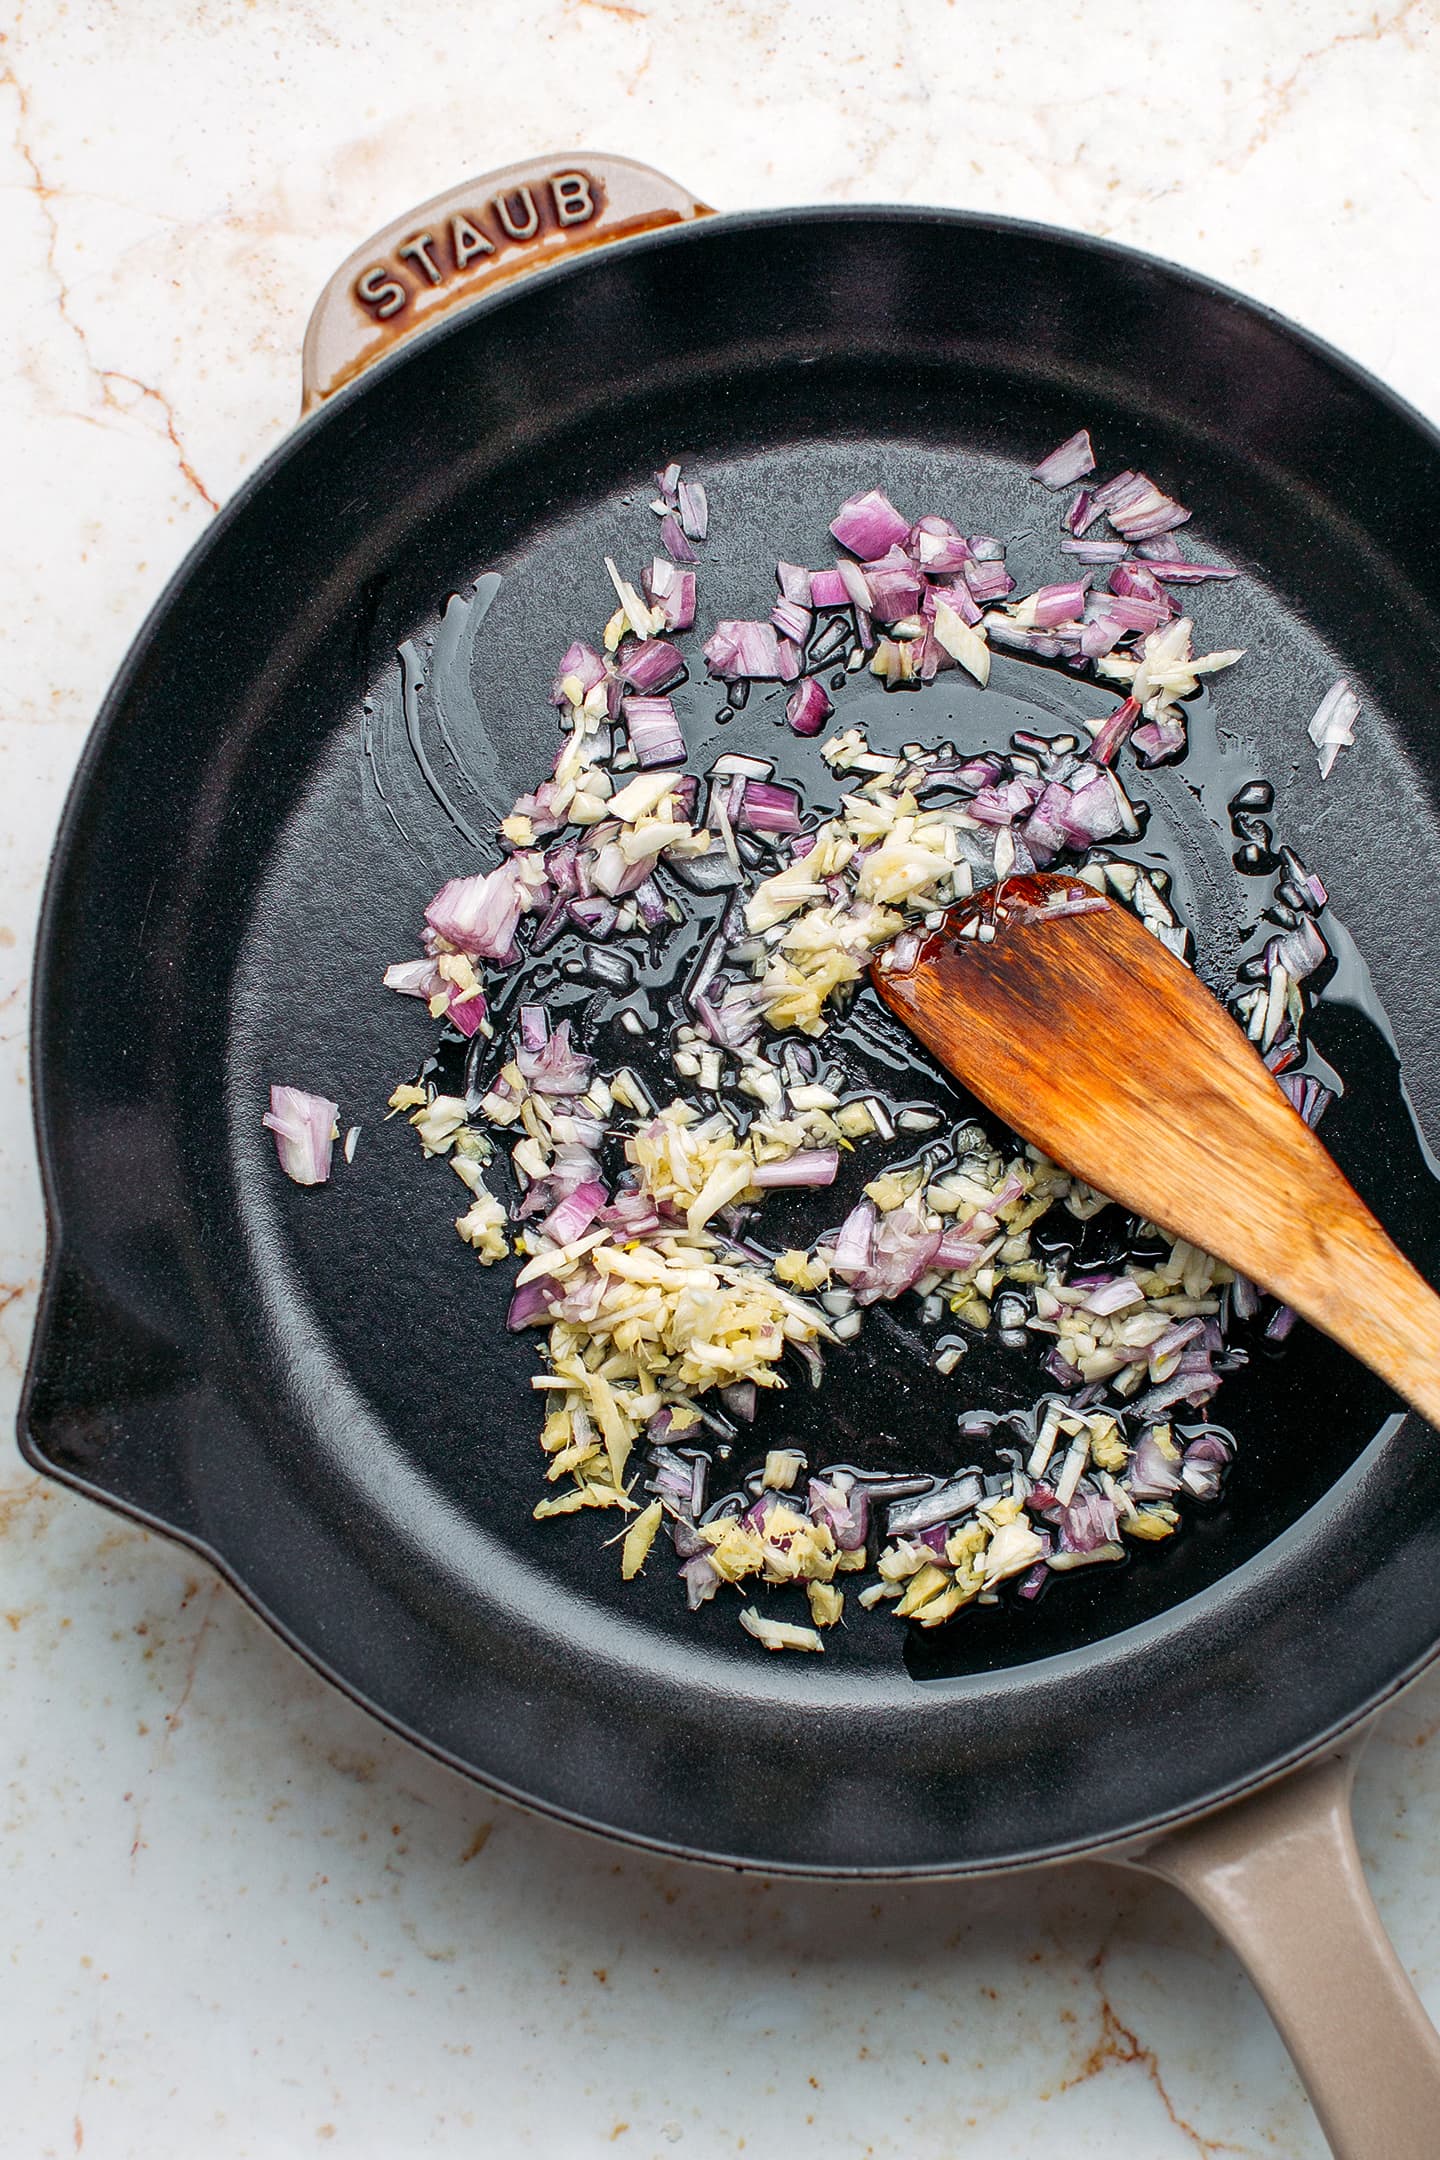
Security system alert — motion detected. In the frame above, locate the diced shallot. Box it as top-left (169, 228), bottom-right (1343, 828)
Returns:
top-left (643, 557), bottom-right (697, 631)
top-left (964, 558), bottom-right (1015, 604)
top-left (808, 566), bottom-right (850, 609)
top-left (703, 619), bottom-right (785, 681)
top-left (830, 488), bottom-right (910, 559)
top-left (751, 1149), bottom-right (839, 1188)
top-left (1031, 580), bottom-right (1090, 628)
top-left (1030, 429), bottom-right (1096, 490)
top-left (911, 515), bottom-right (971, 572)
top-left (659, 514), bottom-right (697, 562)
top-left (623, 695), bottom-right (686, 767)
top-left (620, 638), bottom-right (685, 693)
top-left (736, 781), bottom-right (802, 837)
top-left (383, 958), bottom-right (442, 999)
top-left (425, 866), bottom-right (527, 961)
top-left (786, 677), bottom-right (833, 736)
top-left (677, 479), bottom-right (709, 541)
top-left (263, 1085), bottom-right (338, 1187)
top-left (808, 1477), bottom-right (869, 1551)
top-left (538, 1180), bottom-right (606, 1245)
top-left (1308, 679), bottom-right (1359, 780)
top-left (549, 640), bottom-right (606, 706)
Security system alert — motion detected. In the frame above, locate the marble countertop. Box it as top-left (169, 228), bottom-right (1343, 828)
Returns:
top-left (6, 3), bottom-right (1440, 2153)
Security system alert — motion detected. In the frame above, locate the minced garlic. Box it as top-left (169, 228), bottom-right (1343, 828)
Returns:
top-left (739, 1607), bottom-right (825, 1653)
top-left (621, 1500), bottom-right (664, 1580)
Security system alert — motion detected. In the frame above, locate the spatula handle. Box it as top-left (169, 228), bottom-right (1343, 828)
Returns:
top-left (1278, 1199), bottom-right (1440, 1432)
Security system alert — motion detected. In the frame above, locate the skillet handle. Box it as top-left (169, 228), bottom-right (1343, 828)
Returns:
top-left (300, 152), bottom-right (713, 411)
top-left (1111, 1743), bottom-right (1440, 2159)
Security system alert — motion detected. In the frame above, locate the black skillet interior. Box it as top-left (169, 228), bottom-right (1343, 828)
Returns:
top-left (23, 210), bottom-right (1440, 1874)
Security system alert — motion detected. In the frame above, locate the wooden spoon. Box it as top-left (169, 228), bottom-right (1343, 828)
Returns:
top-left (871, 870), bottom-right (1440, 1428)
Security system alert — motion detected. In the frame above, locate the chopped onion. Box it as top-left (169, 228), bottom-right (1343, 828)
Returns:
top-left (886, 1473), bottom-right (984, 1536)
top-left (838, 1203), bottom-right (942, 1307)
top-left (1060, 537), bottom-right (1128, 562)
top-left (786, 677), bottom-right (833, 736)
top-left (911, 514), bottom-right (971, 572)
top-left (681, 1555), bottom-right (721, 1609)
top-left (1031, 580), bottom-right (1090, 628)
top-left (808, 567), bottom-right (850, 609)
top-left (1078, 615), bottom-right (1125, 659)
top-left (751, 1149), bottom-right (839, 1188)
top-left (1056, 1486), bottom-right (1119, 1552)
top-left (1279, 1073), bottom-right (1333, 1129)
top-left (772, 595), bottom-right (813, 644)
top-left (567, 895), bottom-right (618, 937)
top-left (623, 694), bottom-right (686, 767)
top-left (659, 514), bottom-right (697, 563)
top-left (830, 488), bottom-right (910, 559)
top-left (1271, 917), bottom-right (1328, 982)
top-left (383, 957), bottom-right (442, 999)
top-left (1091, 470), bottom-right (1191, 539)
top-left (631, 876), bottom-right (670, 930)
top-left (620, 637), bottom-right (685, 693)
top-left (425, 865), bottom-right (526, 961)
top-left (1101, 592), bottom-right (1172, 634)
top-left (1132, 716), bottom-right (1187, 765)
top-left (263, 1084), bottom-right (338, 1187)
top-left (539, 1180), bottom-right (606, 1244)
top-left (549, 640), bottom-right (606, 706)
top-left (1127, 1432), bottom-right (1183, 1499)
top-left (808, 1477), bottom-right (869, 1551)
top-left (518, 1017), bottom-right (594, 1096)
top-left (1140, 558), bottom-right (1238, 583)
top-left (1087, 696), bottom-right (1141, 767)
top-left (445, 988), bottom-right (488, 1038)
top-left (1308, 679), bottom-right (1359, 780)
top-left (1030, 428), bottom-right (1096, 490)
top-left (677, 479), bottom-right (708, 541)
top-left (830, 1199), bottom-right (875, 1278)
top-left (643, 557), bottom-right (697, 631)
top-left (861, 548), bottom-right (925, 624)
top-left (1082, 1276), bottom-right (1145, 1316)
top-left (964, 559), bottom-right (1015, 605)
top-left (506, 1278), bottom-right (557, 1329)
top-left (1069, 774), bottom-right (1130, 845)
top-left (736, 781), bottom-right (802, 837)
top-left (703, 619), bottom-right (785, 681)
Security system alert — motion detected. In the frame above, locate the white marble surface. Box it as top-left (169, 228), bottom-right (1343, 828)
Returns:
top-left (5, 2), bottom-right (1440, 2153)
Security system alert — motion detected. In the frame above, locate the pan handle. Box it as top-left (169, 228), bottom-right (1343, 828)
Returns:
top-left (300, 152), bottom-right (713, 411)
top-left (1112, 1742), bottom-right (1440, 2159)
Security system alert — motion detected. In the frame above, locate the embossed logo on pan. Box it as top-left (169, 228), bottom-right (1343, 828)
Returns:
top-left (354, 172), bottom-right (602, 321)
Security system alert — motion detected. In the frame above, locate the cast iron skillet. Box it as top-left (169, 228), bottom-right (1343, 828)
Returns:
top-left (20, 156), bottom-right (1440, 2154)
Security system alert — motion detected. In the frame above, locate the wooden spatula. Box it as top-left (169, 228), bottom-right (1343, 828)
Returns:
top-left (871, 871), bottom-right (1440, 1428)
